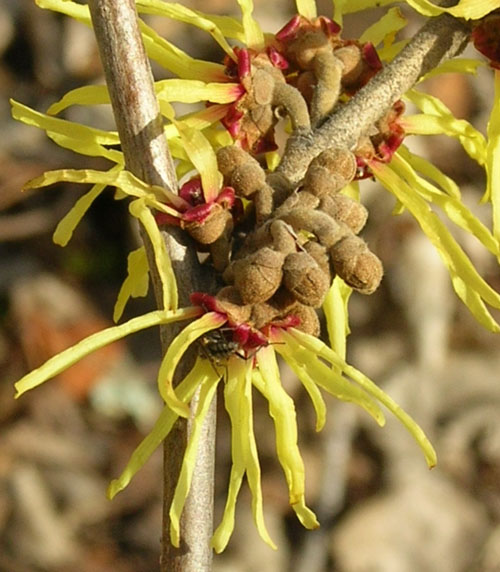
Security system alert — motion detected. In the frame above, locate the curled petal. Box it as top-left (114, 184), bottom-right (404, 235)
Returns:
top-left (113, 247), bottom-right (150, 323)
top-left (53, 166), bottom-right (122, 246)
top-left (212, 359), bottom-right (276, 552)
top-left (237, 0), bottom-right (265, 50)
top-left (108, 356), bottom-right (212, 499)
top-left (286, 328), bottom-right (438, 468)
top-left (255, 347), bottom-right (319, 528)
top-left (372, 161), bottom-right (500, 332)
top-left (169, 367), bottom-right (222, 547)
top-left (129, 199), bottom-right (178, 311)
top-left (157, 312), bottom-right (226, 416)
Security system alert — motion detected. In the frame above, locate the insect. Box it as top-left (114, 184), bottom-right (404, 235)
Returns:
top-left (199, 328), bottom-right (243, 366)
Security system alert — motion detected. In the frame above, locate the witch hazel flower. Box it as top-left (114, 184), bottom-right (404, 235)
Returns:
top-left (11, 0), bottom-right (500, 555)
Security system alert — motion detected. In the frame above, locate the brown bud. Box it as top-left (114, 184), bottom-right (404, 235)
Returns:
top-left (274, 190), bottom-right (320, 218)
top-left (286, 29), bottom-right (330, 70)
top-left (183, 204), bottom-right (231, 245)
top-left (303, 241), bottom-right (332, 282)
top-left (231, 161), bottom-right (266, 197)
top-left (319, 194), bottom-right (368, 234)
top-left (285, 303), bottom-right (320, 337)
top-left (250, 288), bottom-right (297, 329)
top-left (269, 219), bottom-right (298, 255)
top-left (309, 148), bottom-right (357, 185)
top-left (283, 251), bottom-right (330, 307)
top-left (334, 45), bottom-right (364, 87)
top-left (215, 286), bottom-right (252, 324)
top-left (233, 247), bottom-right (285, 304)
top-left (303, 165), bottom-right (346, 197)
top-left (280, 208), bottom-right (349, 248)
top-left (249, 68), bottom-right (276, 106)
top-left (216, 145), bottom-right (249, 179)
top-left (329, 236), bottom-right (383, 294)
top-left (295, 70), bottom-right (316, 104)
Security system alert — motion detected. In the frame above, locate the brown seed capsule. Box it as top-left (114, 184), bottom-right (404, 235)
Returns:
top-left (230, 161), bottom-right (267, 197)
top-left (250, 68), bottom-right (276, 106)
top-left (269, 219), bottom-right (298, 255)
top-left (216, 145), bottom-right (249, 179)
top-left (302, 164), bottom-right (346, 197)
top-left (215, 286), bottom-right (252, 324)
top-left (303, 240), bottom-right (332, 282)
top-left (280, 208), bottom-right (349, 248)
top-left (233, 247), bottom-right (285, 304)
top-left (309, 148), bottom-right (357, 185)
top-left (286, 29), bottom-right (330, 70)
top-left (295, 70), bottom-right (316, 104)
top-left (282, 251), bottom-right (330, 307)
top-left (329, 236), bottom-right (383, 294)
top-left (334, 45), bottom-right (364, 87)
top-left (249, 288), bottom-right (297, 329)
top-left (274, 190), bottom-right (320, 218)
top-left (285, 303), bottom-right (320, 337)
top-left (183, 204), bottom-right (231, 245)
top-left (209, 213), bottom-right (233, 271)
top-left (319, 194), bottom-right (368, 234)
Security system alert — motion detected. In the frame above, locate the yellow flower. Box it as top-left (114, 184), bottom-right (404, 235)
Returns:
top-left (11, 0), bottom-right (500, 554)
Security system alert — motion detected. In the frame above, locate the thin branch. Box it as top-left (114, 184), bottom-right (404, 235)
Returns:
top-left (278, 13), bottom-right (471, 183)
top-left (87, 1), bottom-right (215, 571)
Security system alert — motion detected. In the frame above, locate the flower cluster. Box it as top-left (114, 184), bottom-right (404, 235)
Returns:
top-left (11, 0), bottom-right (500, 554)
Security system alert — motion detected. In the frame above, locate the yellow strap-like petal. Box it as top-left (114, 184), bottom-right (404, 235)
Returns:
top-left (339, 0), bottom-right (399, 15)
top-left (114, 247), bottom-right (150, 323)
top-left (157, 312), bottom-right (225, 417)
top-left (397, 146), bottom-right (460, 199)
top-left (277, 337), bottom-right (385, 427)
top-left (272, 342), bottom-right (327, 432)
top-left (486, 70), bottom-right (500, 243)
top-left (136, 0), bottom-right (236, 59)
top-left (323, 276), bottom-right (352, 363)
top-left (373, 161), bottom-right (500, 331)
top-left (240, 360), bottom-right (277, 550)
top-left (255, 348), bottom-right (317, 528)
top-left (359, 7), bottom-right (407, 46)
top-left (11, 99), bottom-right (122, 162)
top-left (129, 199), bottom-right (178, 311)
top-left (393, 150), bottom-right (500, 257)
top-left (296, 0), bottom-right (317, 19)
top-left (212, 360), bottom-right (248, 553)
top-left (170, 368), bottom-right (221, 547)
top-left (404, 89), bottom-right (487, 165)
top-left (237, 0), bottom-right (265, 50)
top-left (108, 356), bottom-right (211, 499)
top-left (15, 307), bottom-right (199, 398)
top-left (52, 164), bottom-right (124, 247)
top-left (285, 328), bottom-right (437, 469)
top-left (421, 58), bottom-right (484, 81)
top-left (174, 120), bottom-right (223, 202)
top-left (405, 0), bottom-right (500, 20)
top-left (24, 168), bottom-right (185, 212)
top-left (140, 21), bottom-right (227, 81)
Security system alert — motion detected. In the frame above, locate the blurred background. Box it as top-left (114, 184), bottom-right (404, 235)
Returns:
top-left (1, 1), bottom-right (500, 571)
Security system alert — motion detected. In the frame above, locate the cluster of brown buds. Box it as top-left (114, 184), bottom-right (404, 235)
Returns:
top-left (209, 144), bottom-right (382, 339)
top-left (157, 14), bottom-right (407, 356)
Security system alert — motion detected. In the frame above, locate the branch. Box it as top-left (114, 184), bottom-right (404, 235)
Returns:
top-left (278, 13), bottom-right (471, 183)
top-left (87, 1), bottom-right (215, 570)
